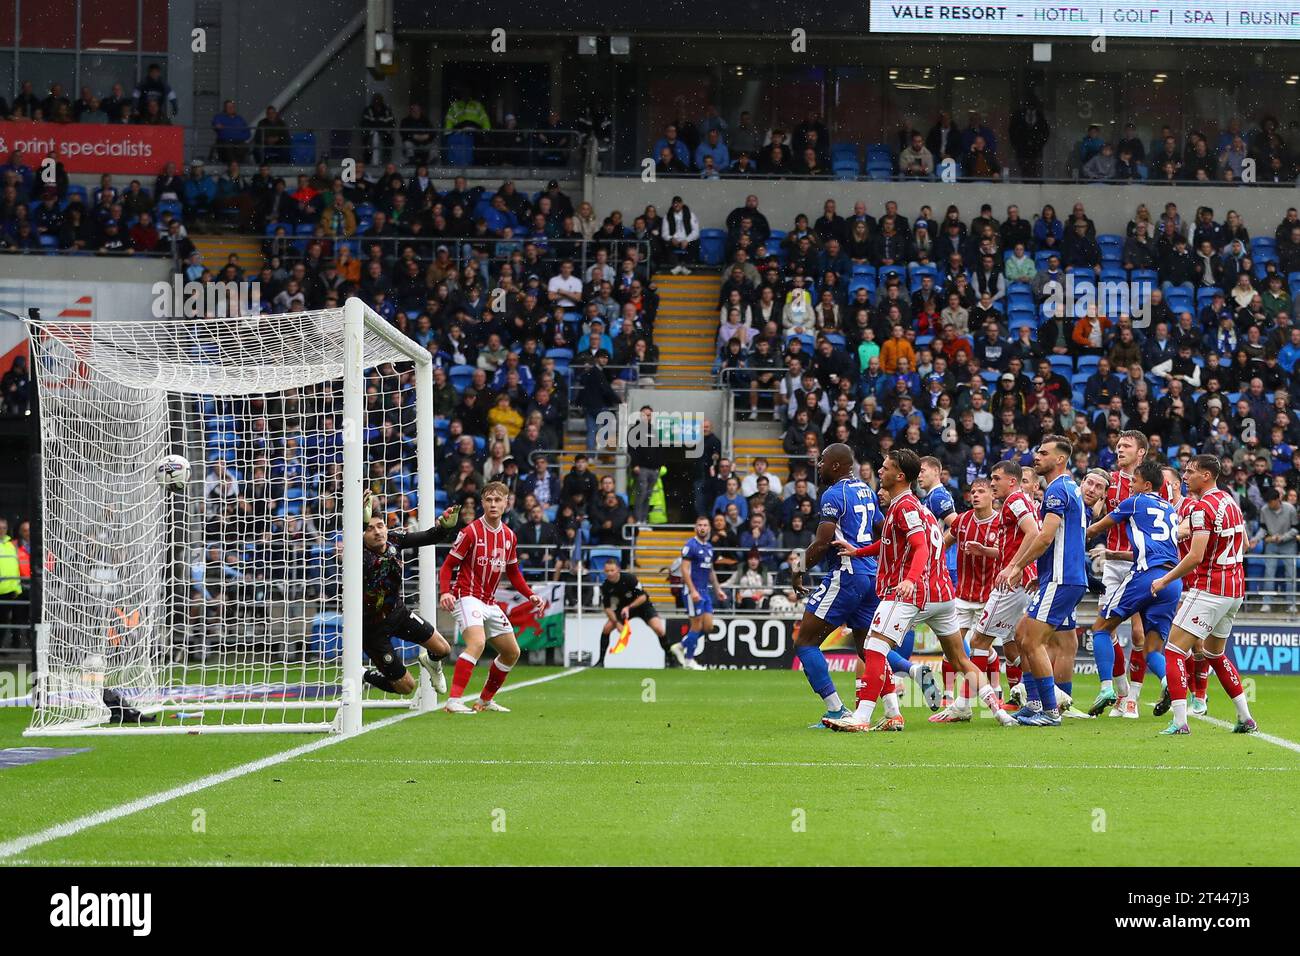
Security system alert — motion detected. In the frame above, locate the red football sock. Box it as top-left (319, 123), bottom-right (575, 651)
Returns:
top-left (478, 659), bottom-right (512, 701)
top-left (1206, 652), bottom-right (1243, 698)
top-left (941, 657), bottom-right (956, 697)
top-left (1007, 661), bottom-right (1023, 685)
top-left (858, 650), bottom-right (888, 704)
top-left (1112, 640), bottom-right (1127, 678)
top-left (1164, 648), bottom-right (1188, 702)
top-left (449, 654), bottom-right (477, 699)
top-left (1129, 648), bottom-right (1147, 684)
top-left (1192, 657), bottom-right (1210, 697)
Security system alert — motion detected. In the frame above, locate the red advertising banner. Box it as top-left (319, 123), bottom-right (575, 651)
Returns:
top-left (0, 121), bottom-right (184, 174)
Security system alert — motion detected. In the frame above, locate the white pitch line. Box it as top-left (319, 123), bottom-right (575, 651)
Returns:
top-left (0, 667), bottom-right (585, 862)
top-left (297, 756), bottom-right (1299, 773)
top-left (1189, 712), bottom-right (1300, 754)
top-left (1143, 699), bottom-right (1300, 755)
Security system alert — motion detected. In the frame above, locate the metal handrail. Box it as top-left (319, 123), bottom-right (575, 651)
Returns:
top-left (189, 124), bottom-right (588, 171)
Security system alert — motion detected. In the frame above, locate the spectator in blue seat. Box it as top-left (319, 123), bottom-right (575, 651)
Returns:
top-left (212, 100), bottom-right (251, 163)
top-left (182, 160), bottom-right (216, 219)
top-left (1033, 204), bottom-right (1063, 251)
top-left (1077, 124), bottom-right (1105, 167)
top-left (652, 124), bottom-right (690, 168)
top-left (1063, 219), bottom-right (1102, 277)
top-left (695, 128), bottom-right (729, 173)
top-left (712, 475), bottom-right (749, 521)
top-left (960, 110), bottom-right (997, 156)
top-left (133, 63), bottom-right (178, 118)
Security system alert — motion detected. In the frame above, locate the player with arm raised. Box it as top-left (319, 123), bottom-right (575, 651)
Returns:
top-left (673, 516), bottom-right (726, 671)
top-left (1150, 455), bottom-right (1257, 735)
top-left (437, 481), bottom-right (545, 713)
top-left (993, 436), bottom-right (1089, 727)
top-left (790, 443), bottom-right (890, 727)
top-left (1085, 460), bottom-right (1184, 722)
top-left (825, 449), bottom-right (1013, 731)
top-left (360, 491), bottom-right (460, 698)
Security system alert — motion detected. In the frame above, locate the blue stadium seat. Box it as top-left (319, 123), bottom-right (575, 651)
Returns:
top-left (65, 184), bottom-right (88, 204)
top-left (768, 229), bottom-right (786, 245)
top-left (1167, 294), bottom-right (1194, 315)
top-left (914, 335), bottom-right (933, 348)
top-left (832, 143), bottom-right (859, 164)
top-left (1097, 234), bottom-right (1124, 256)
top-left (866, 143), bottom-right (892, 164)
top-left (877, 264), bottom-right (904, 282)
top-left (833, 161), bottom-right (859, 180)
top-left (290, 132), bottom-right (317, 165)
top-left (823, 333), bottom-right (846, 349)
top-left (980, 370), bottom-right (1000, 385)
top-left (1008, 315), bottom-right (1036, 335)
top-left (1196, 288), bottom-right (1221, 308)
top-left (1076, 355), bottom-right (1100, 375)
top-left (699, 229), bottom-right (726, 265)
top-left (1006, 281), bottom-right (1032, 298)
top-left (586, 546), bottom-right (623, 576)
top-left (1050, 355), bottom-right (1075, 376)
top-left (848, 277), bottom-right (874, 297)
top-left (851, 263), bottom-right (873, 276)
top-left (1100, 266), bottom-right (1127, 284)
top-left (1009, 307), bottom-right (1036, 328)
top-left (1034, 250), bottom-right (1055, 269)
top-left (546, 347), bottom-right (574, 361)
top-left (448, 366), bottom-right (475, 392)
top-left (472, 435), bottom-right (486, 453)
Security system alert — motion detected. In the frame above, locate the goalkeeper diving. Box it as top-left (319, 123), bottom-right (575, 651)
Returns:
top-left (360, 489), bottom-right (461, 696)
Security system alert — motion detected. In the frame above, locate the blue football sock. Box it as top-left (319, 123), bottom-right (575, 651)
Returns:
top-left (887, 649), bottom-right (911, 675)
top-left (1091, 630), bottom-right (1114, 687)
top-left (1059, 680), bottom-right (1072, 697)
top-left (899, 630), bottom-right (916, 659)
top-left (1024, 674), bottom-right (1041, 703)
top-left (1038, 675), bottom-right (1058, 711)
top-left (1145, 647), bottom-right (1166, 681)
top-left (796, 645), bottom-right (838, 703)
top-left (682, 630), bottom-right (700, 658)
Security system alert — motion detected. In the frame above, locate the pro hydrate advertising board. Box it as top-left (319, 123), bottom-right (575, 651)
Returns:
top-left (868, 2), bottom-right (1300, 39)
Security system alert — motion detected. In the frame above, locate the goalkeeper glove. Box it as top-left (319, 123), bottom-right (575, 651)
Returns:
top-left (437, 505), bottom-right (461, 529)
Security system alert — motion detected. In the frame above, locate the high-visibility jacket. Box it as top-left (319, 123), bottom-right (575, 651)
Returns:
top-left (0, 538), bottom-right (21, 596)
top-left (15, 542), bottom-right (30, 581)
top-left (648, 466), bottom-right (669, 524)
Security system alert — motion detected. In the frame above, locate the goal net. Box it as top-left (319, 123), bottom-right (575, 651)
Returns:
top-left (23, 299), bottom-right (437, 735)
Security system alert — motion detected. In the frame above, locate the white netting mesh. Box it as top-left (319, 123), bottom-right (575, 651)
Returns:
top-left (25, 308), bottom-right (429, 734)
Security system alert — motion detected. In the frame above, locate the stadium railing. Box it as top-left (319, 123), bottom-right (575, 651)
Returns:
top-left (189, 125), bottom-right (587, 173)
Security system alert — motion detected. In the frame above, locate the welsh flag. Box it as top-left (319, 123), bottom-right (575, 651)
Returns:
top-left (491, 581), bottom-right (565, 650)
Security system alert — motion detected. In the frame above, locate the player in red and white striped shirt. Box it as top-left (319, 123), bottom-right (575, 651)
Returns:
top-left (965, 460), bottom-right (1039, 709)
top-left (1154, 466), bottom-right (1211, 716)
top-left (438, 482), bottom-right (544, 713)
top-left (1152, 455), bottom-right (1256, 735)
top-left (944, 477), bottom-right (1002, 697)
top-left (824, 450), bottom-right (1012, 730)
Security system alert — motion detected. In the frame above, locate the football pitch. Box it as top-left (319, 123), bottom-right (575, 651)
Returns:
top-left (1, 666), bottom-right (1298, 867)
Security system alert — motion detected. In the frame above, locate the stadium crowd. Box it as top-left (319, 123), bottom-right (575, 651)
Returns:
top-left (643, 107), bottom-right (1300, 184)
top-left (5, 76), bottom-right (1300, 627)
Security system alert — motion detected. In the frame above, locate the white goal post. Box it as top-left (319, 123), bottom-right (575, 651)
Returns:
top-left (23, 298), bottom-right (438, 735)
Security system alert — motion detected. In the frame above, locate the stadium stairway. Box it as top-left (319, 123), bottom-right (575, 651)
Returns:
top-left (732, 420), bottom-right (791, 482)
top-left (651, 273), bottom-right (720, 388)
top-left (191, 234), bottom-right (264, 274)
top-left (628, 527), bottom-right (688, 607)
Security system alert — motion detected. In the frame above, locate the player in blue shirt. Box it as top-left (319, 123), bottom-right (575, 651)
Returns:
top-left (673, 515), bottom-right (725, 670)
top-left (1084, 459), bottom-right (1180, 701)
top-left (994, 436), bottom-right (1089, 726)
top-left (791, 444), bottom-right (894, 726)
top-left (919, 455), bottom-right (963, 707)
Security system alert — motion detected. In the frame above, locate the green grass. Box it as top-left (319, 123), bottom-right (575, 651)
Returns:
top-left (2, 667), bottom-right (1299, 866)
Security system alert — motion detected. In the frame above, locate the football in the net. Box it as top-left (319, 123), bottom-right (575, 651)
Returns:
top-left (155, 453), bottom-right (191, 492)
